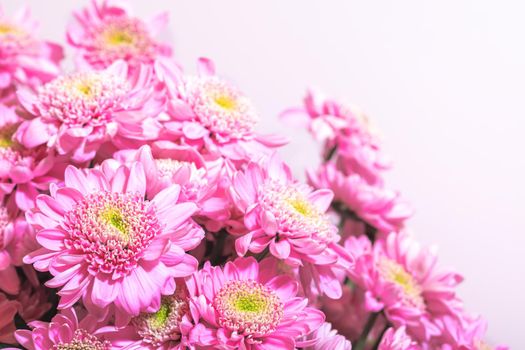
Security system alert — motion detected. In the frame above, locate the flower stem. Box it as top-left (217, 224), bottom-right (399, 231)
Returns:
top-left (354, 312), bottom-right (380, 350)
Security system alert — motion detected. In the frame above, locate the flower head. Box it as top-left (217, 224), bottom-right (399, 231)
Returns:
top-left (14, 307), bottom-right (110, 350)
top-left (378, 326), bottom-right (420, 350)
top-left (281, 89), bottom-right (389, 184)
top-left (345, 232), bottom-right (464, 342)
top-left (158, 58), bottom-right (287, 161)
top-left (186, 257), bottom-right (324, 349)
top-left (15, 61), bottom-right (162, 162)
top-left (230, 154), bottom-right (352, 299)
top-left (308, 162), bottom-right (412, 234)
top-left (24, 162), bottom-right (203, 326)
top-left (67, 0), bottom-right (172, 70)
top-left (0, 5), bottom-right (62, 100)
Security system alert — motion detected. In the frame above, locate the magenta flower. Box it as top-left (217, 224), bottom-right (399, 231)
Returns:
top-left (0, 5), bottom-right (62, 102)
top-left (0, 292), bottom-right (18, 344)
top-left (345, 233), bottom-right (464, 342)
top-left (15, 61), bottom-right (163, 163)
top-left (230, 155), bottom-right (352, 298)
top-left (23, 162), bottom-right (203, 326)
top-left (67, 0), bottom-right (172, 70)
top-left (1, 105), bottom-right (62, 211)
top-left (185, 257), bottom-right (325, 349)
top-left (158, 58), bottom-right (287, 161)
top-left (281, 89), bottom-right (389, 184)
top-left (303, 322), bottom-right (352, 350)
top-left (308, 162), bottom-right (412, 234)
top-left (14, 307), bottom-right (110, 350)
top-left (439, 314), bottom-right (508, 350)
top-left (378, 327), bottom-right (420, 350)
top-left (100, 283), bottom-right (193, 350)
top-left (0, 203), bottom-right (36, 295)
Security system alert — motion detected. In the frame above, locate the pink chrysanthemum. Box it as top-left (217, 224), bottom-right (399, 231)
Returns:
top-left (378, 326), bottom-right (420, 350)
top-left (100, 282), bottom-right (194, 350)
top-left (0, 6), bottom-right (62, 102)
top-left (157, 58), bottom-right (286, 161)
top-left (0, 291), bottom-right (19, 344)
top-left (308, 162), bottom-right (412, 234)
top-left (345, 232), bottom-right (464, 343)
top-left (303, 322), bottom-right (352, 350)
top-left (439, 314), bottom-right (508, 350)
top-left (0, 105), bottom-right (61, 211)
top-left (67, 0), bottom-right (172, 70)
top-left (281, 89), bottom-right (389, 185)
top-left (15, 61), bottom-right (163, 163)
top-left (230, 155), bottom-right (352, 299)
top-left (23, 162), bottom-right (203, 326)
top-left (14, 307), bottom-right (110, 350)
top-left (112, 144), bottom-right (231, 232)
top-left (185, 257), bottom-right (325, 349)
top-left (0, 202), bottom-right (37, 295)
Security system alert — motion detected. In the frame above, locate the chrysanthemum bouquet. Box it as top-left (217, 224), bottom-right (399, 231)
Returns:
top-left (0, 1), bottom-right (507, 350)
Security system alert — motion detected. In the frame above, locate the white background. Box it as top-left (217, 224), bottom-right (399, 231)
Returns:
top-left (2, 0), bottom-right (523, 348)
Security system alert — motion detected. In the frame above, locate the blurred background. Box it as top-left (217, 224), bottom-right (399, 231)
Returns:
top-left (2, 0), bottom-right (523, 347)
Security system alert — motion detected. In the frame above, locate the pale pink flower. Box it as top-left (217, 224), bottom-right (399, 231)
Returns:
top-left (230, 154), bottom-right (352, 299)
top-left (303, 322), bottom-right (352, 350)
top-left (99, 282), bottom-right (193, 350)
top-left (439, 314), bottom-right (508, 350)
top-left (281, 89), bottom-right (389, 184)
top-left (0, 203), bottom-right (37, 295)
top-left (345, 232), bottom-right (464, 343)
top-left (67, 0), bottom-right (172, 70)
top-left (0, 291), bottom-right (19, 344)
top-left (378, 327), bottom-right (421, 350)
top-left (0, 105), bottom-right (62, 211)
top-left (0, 5), bottom-right (62, 102)
top-left (23, 162), bottom-right (203, 326)
top-left (185, 257), bottom-right (325, 349)
top-left (112, 144), bottom-right (230, 223)
top-left (157, 58), bottom-right (287, 162)
top-left (308, 162), bottom-right (412, 234)
top-left (15, 61), bottom-right (163, 163)
top-left (14, 307), bottom-right (110, 350)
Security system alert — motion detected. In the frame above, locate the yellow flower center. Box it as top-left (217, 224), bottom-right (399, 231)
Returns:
top-left (378, 258), bottom-right (424, 309)
top-left (104, 29), bottom-right (135, 46)
top-left (234, 293), bottom-right (267, 313)
top-left (100, 208), bottom-right (129, 241)
top-left (214, 95), bottom-right (237, 111)
top-left (0, 23), bottom-right (19, 35)
top-left (150, 302), bottom-right (170, 329)
top-left (287, 197), bottom-right (315, 217)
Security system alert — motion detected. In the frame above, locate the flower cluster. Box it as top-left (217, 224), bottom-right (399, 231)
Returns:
top-left (0, 1), bottom-right (506, 350)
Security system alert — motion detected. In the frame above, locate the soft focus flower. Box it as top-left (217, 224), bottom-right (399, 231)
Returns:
top-left (303, 322), bottom-right (352, 350)
top-left (14, 307), bottom-right (110, 350)
top-left (15, 61), bottom-right (163, 163)
top-left (185, 257), bottom-right (325, 349)
top-left (157, 58), bottom-right (287, 162)
top-left (15, 280), bottom-right (51, 324)
top-left (0, 105), bottom-right (62, 211)
top-left (378, 326), bottom-right (420, 350)
top-left (230, 154), bottom-right (352, 299)
top-left (23, 162), bottom-right (203, 326)
top-left (0, 5), bottom-right (62, 102)
top-left (0, 292), bottom-right (19, 344)
top-left (308, 162), bottom-right (412, 234)
top-left (67, 0), bottom-right (172, 70)
top-left (439, 314), bottom-right (508, 350)
top-left (345, 232), bottom-right (464, 342)
top-left (281, 89), bottom-right (389, 184)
